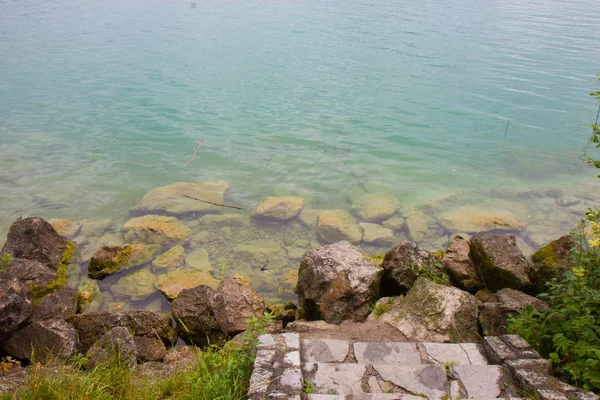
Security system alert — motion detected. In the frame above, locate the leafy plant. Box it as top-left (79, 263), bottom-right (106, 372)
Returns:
top-left (508, 211), bottom-right (600, 393)
top-left (303, 378), bottom-right (315, 394)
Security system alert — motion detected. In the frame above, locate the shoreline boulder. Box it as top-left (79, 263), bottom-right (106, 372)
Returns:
top-left (442, 235), bottom-right (482, 292)
top-left (296, 241), bottom-right (382, 323)
top-left (0, 272), bottom-right (31, 341)
top-left (479, 288), bottom-right (548, 336)
top-left (528, 235), bottom-right (574, 294)
top-left (215, 275), bottom-right (264, 336)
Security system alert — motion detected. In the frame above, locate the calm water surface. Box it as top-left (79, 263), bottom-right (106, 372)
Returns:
top-left (1, 0), bottom-right (600, 307)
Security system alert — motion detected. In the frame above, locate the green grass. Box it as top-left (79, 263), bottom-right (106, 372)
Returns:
top-left (3, 314), bottom-right (273, 400)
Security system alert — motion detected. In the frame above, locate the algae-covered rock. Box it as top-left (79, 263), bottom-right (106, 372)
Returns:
top-left (378, 278), bottom-right (480, 342)
top-left (5, 258), bottom-right (60, 298)
top-left (350, 193), bottom-right (401, 223)
top-left (112, 269), bottom-right (157, 301)
top-left (297, 241), bottom-right (382, 323)
top-left (155, 269), bottom-right (219, 300)
top-left (151, 245), bottom-right (185, 273)
top-left (470, 234), bottom-right (531, 292)
top-left (232, 240), bottom-right (289, 271)
top-left (121, 215), bottom-right (191, 246)
top-left (528, 235), bottom-right (573, 293)
top-left (438, 207), bottom-right (526, 233)
top-left (442, 235), bottom-right (482, 292)
top-left (215, 275), bottom-right (264, 336)
top-left (316, 210), bottom-right (363, 244)
top-left (138, 181), bottom-right (230, 215)
top-left (185, 248), bottom-right (214, 272)
top-left (360, 223), bottom-right (396, 247)
top-left (49, 219), bottom-right (82, 238)
top-left (381, 241), bottom-right (446, 295)
top-left (254, 196), bottom-right (304, 221)
top-left (88, 244), bottom-right (160, 279)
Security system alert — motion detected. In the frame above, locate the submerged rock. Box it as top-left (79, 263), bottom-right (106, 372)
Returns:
top-left (360, 223), bottom-right (396, 247)
top-left (68, 311), bottom-right (177, 351)
top-left (215, 275), bottom-right (264, 336)
top-left (232, 239), bottom-right (288, 272)
top-left (382, 216), bottom-right (406, 231)
top-left (438, 207), bottom-right (526, 233)
top-left (378, 278), bottom-right (480, 342)
top-left (121, 215), bottom-right (192, 246)
top-left (479, 288), bottom-right (548, 336)
top-left (278, 269), bottom-right (299, 297)
top-left (528, 235), bottom-right (574, 294)
top-left (381, 241), bottom-right (446, 295)
top-left (138, 181), bottom-right (230, 215)
top-left (198, 214), bottom-right (250, 228)
top-left (88, 244), bottom-right (161, 279)
top-left (350, 193), bottom-right (401, 223)
top-left (155, 269), bottom-right (219, 300)
top-left (49, 219), bottom-right (82, 238)
top-left (316, 210), bottom-right (363, 244)
top-left (254, 196), bottom-right (304, 221)
top-left (442, 235), bottom-right (482, 292)
top-left (297, 241), bottom-right (382, 323)
top-left (185, 248), bottom-right (214, 272)
top-left (171, 285), bottom-right (226, 347)
top-left (3, 318), bottom-right (79, 362)
top-left (298, 209), bottom-right (321, 229)
top-left (112, 269), bottom-right (157, 301)
top-left (151, 245), bottom-right (185, 273)
top-left (406, 212), bottom-right (432, 242)
top-left (470, 234), bottom-right (531, 292)
top-left (0, 272), bottom-right (31, 341)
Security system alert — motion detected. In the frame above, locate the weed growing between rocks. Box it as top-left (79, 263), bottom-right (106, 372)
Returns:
top-left (1, 313), bottom-right (273, 400)
top-left (508, 210), bottom-right (600, 393)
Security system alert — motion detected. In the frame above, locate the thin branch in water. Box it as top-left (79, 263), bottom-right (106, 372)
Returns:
top-left (182, 139), bottom-right (204, 168)
top-left (503, 117), bottom-right (511, 141)
top-left (183, 194), bottom-right (243, 210)
top-left (0, 113), bottom-right (11, 127)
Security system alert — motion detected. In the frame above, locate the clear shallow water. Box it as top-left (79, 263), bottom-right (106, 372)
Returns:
top-left (1, 0), bottom-right (600, 308)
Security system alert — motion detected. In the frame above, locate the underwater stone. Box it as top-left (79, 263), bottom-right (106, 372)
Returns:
top-left (138, 181), bottom-right (230, 215)
top-left (254, 196), bottom-right (304, 221)
top-left (49, 219), bottom-right (82, 238)
top-left (185, 248), bottom-right (214, 272)
top-left (382, 216), bottom-right (406, 231)
top-left (406, 212), bottom-right (431, 242)
top-left (350, 193), bottom-right (401, 223)
top-left (88, 243), bottom-right (161, 279)
top-left (151, 245), bottom-right (185, 273)
top-left (316, 210), bottom-right (362, 244)
top-left (155, 269), bottom-right (219, 300)
top-left (111, 269), bottom-right (157, 301)
top-left (121, 215), bottom-right (192, 246)
top-left (360, 223), bottom-right (396, 247)
top-left (439, 206), bottom-right (526, 233)
top-left (232, 239), bottom-right (289, 272)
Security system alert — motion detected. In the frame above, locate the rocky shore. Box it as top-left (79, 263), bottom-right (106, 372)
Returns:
top-left (0, 181), bottom-right (597, 398)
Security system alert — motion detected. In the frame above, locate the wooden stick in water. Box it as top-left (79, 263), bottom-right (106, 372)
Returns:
top-left (183, 194), bottom-right (243, 210)
top-left (183, 139), bottom-right (204, 168)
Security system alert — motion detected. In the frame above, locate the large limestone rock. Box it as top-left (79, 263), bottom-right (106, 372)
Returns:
top-left (68, 311), bottom-right (177, 351)
top-left (86, 327), bottom-right (136, 368)
top-left (360, 223), bottom-right (396, 247)
top-left (254, 196), bottom-right (304, 221)
top-left (171, 285), bottom-right (226, 346)
top-left (381, 241), bottom-right (446, 295)
top-left (138, 181), bottom-right (230, 215)
top-left (0, 272), bottom-right (31, 341)
top-left (155, 269), bottom-right (219, 300)
top-left (121, 215), bottom-right (192, 246)
top-left (88, 244), bottom-right (161, 279)
top-left (528, 235), bottom-right (574, 293)
top-left (439, 207), bottom-right (526, 233)
top-left (378, 278), bottom-right (481, 342)
top-left (2, 318), bottom-right (79, 361)
top-left (0, 217), bottom-right (73, 271)
top-left (442, 235), bottom-right (482, 292)
top-left (215, 275), bottom-right (264, 336)
top-left (111, 269), bottom-right (157, 301)
top-left (151, 245), bottom-right (185, 273)
top-left (316, 210), bottom-right (362, 244)
top-left (297, 241), bottom-right (382, 323)
top-left (479, 288), bottom-right (548, 336)
top-left (470, 234), bottom-right (531, 292)
top-left (49, 219), bottom-right (81, 239)
top-left (350, 193), bottom-right (401, 223)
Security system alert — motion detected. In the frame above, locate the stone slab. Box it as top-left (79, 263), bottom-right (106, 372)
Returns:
top-left (281, 333), bottom-right (300, 349)
top-left (307, 395), bottom-right (423, 400)
top-left (302, 339), bottom-right (350, 363)
top-left (484, 336), bottom-right (517, 364)
top-left (353, 342), bottom-right (421, 365)
top-left (372, 364), bottom-right (447, 399)
top-left (453, 365), bottom-right (503, 398)
top-left (258, 334), bottom-right (276, 349)
top-left (303, 362), bottom-right (366, 395)
top-left (248, 349), bottom-right (276, 396)
top-left (284, 351), bottom-right (301, 367)
top-left (422, 342), bottom-right (487, 365)
top-left (279, 368), bottom-right (302, 390)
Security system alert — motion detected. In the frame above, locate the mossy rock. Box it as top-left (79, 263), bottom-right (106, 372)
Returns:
top-left (528, 235), bottom-right (573, 294)
top-left (30, 241), bottom-right (75, 301)
top-left (88, 244), bottom-right (161, 279)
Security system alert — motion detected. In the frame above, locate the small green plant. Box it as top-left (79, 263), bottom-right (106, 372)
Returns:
top-left (372, 297), bottom-right (395, 318)
top-left (508, 210), bottom-right (600, 393)
top-left (586, 74), bottom-right (600, 176)
top-left (0, 253), bottom-right (13, 271)
top-left (410, 263), bottom-right (448, 285)
top-left (303, 378), bottom-right (315, 394)
top-left (442, 360), bottom-right (459, 373)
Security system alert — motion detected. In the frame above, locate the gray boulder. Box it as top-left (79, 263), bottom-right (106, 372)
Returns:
top-left (68, 311), bottom-right (177, 351)
top-left (0, 272), bottom-right (31, 341)
top-left (381, 241), bottom-right (446, 295)
top-left (86, 327), bottom-right (136, 368)
top-left (2, 318), bottom-right (79, 361)
top-left (297, 241), bottom-right (382, 323)
top-left (5, 258), bottom-right (59, 298)
top-left (29, 287), bottom-right (78, 323)
top-left (171, 285), bottom-right (226, 347)
top-left (215, 275), bottom-right (264, 336)
top-left (442, 235), bottom-right (482, 292)
top-left (528, 235), bottom-right (574, 294)
top-left (479, 288), bottom-right (548, 336)
top-left (470, 234), bottom-right (531, 292)
top-left (378, 277), bottom-right (481, 342)
top-left (132, 336), bottom-right (167, 362)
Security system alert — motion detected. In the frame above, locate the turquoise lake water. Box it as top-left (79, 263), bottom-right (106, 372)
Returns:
top-left (1, 0), bottom-right (600, 306)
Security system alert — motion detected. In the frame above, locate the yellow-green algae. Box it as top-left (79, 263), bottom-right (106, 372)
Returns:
top-left (31, 241), bottom-right (75, 301)
top-left (88, 245), bottom-right (133, 279)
